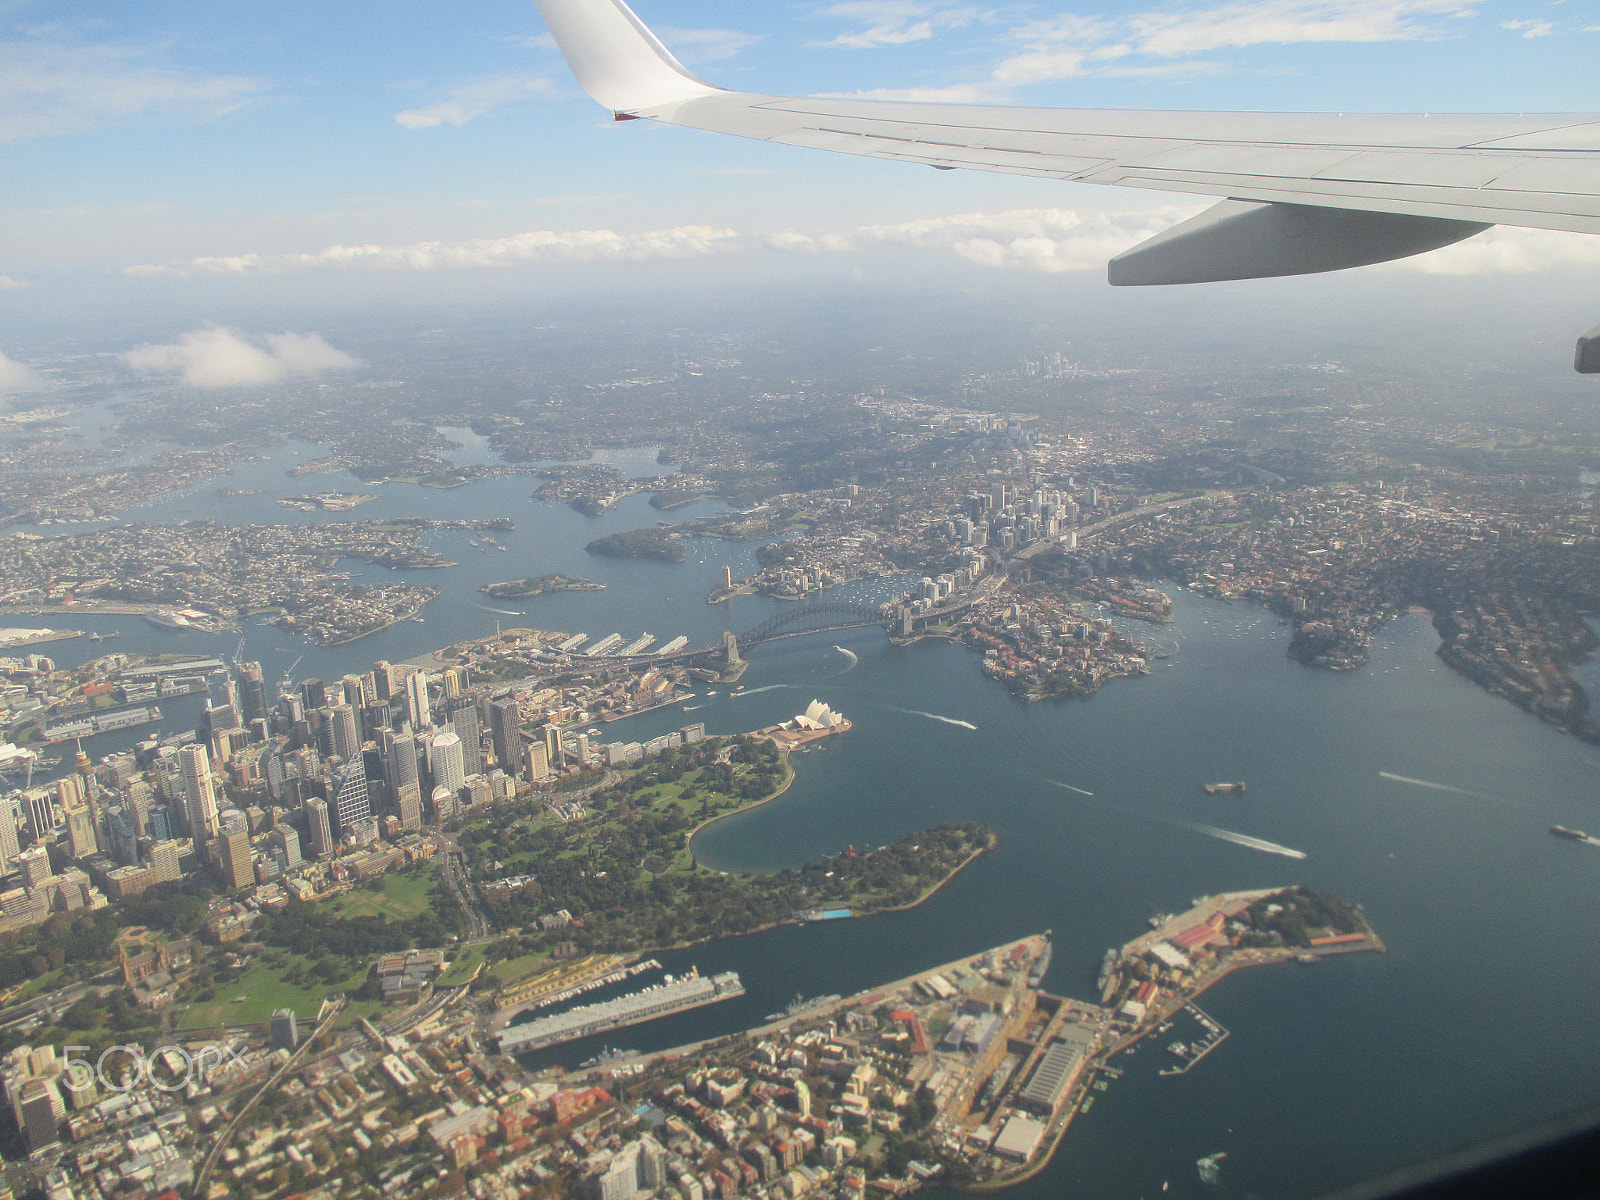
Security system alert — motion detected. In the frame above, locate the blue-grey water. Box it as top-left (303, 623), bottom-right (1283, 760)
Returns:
top-left (17, 443), bottom-right (1600, 1200)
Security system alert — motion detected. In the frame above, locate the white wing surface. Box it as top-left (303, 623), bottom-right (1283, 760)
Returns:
top-left (532, 0), bottom-right (1600, 368)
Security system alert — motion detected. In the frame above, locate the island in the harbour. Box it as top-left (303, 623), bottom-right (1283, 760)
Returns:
top-left (277, 492), bottom-right (378, 512)
top-left (586, 527), bottom-right (687, 562)
top-left (480, 574), bottom-right (605, 600)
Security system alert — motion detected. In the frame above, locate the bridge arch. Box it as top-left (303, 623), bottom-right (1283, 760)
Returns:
top-left (735, 601), bottom-right (886, 648)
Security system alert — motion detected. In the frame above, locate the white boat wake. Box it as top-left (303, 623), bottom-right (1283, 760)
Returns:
top-left (681, 704), bottom-right (704, 711)
top-left (831, 645), bottom-right (858, 675)
top-left (731, 684), bottom-right (788, 697)
top-left (1379, 771), bottom-right (1473, 794)
top-left (472, 603), bottom-right (522, 617)
top-left (1179, 819), bottom-right (1308, 860)
top-left (888, 707), bottom-right (976, 731)
top-left (1044, 780), bottom-right (1095, 797)
top-left (1379, 770), bottom-right (1527, 809)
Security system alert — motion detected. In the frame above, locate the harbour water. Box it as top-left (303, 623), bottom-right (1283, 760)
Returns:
top-left (19, 441), bottom-right (1600, 1199)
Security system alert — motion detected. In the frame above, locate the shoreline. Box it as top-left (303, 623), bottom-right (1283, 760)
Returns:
top-left (685, 752), bottom-right (798, 866)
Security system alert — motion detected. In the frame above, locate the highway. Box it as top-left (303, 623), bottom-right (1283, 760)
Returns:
top-left (1015, 493), bottom-right (1210, 560)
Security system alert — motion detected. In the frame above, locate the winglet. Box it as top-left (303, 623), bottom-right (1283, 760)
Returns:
top-left (532, 0), bottom-right (720, 114)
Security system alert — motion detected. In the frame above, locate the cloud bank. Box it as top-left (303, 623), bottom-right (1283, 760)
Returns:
top-left (124, 208), bottom-right (1600, 283)
top-left (0, 277), bottom-right (29, 291)
top-left (128, 226), bottom-right (743, 277)
top-left (121, 328), bottom-right (362, 388)
top-left (0, 352), bottom-right (47, 395)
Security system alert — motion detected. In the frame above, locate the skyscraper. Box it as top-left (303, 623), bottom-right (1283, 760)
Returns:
top-left (331, 758), bottom-right (369, 839)
top-left (396, 783), bottom-right (422, 831)
top-left (303, 796), bottom-right (334, 859)
top-left (270, 824), bottom-right (302, 870)
top-left (24, 787), bottom-right (58, 841)
top-left (148, 838), bottom-right (181, 882)
top-left (372, 660), bottom-right (398, 702)
top-left (386, 729), bottom-right (419, 793)
top-left (429, 730), bottom-right (465, 797)
top-left (489, 696), bottom-right (521, 773)
top-left (526, 741), bottom-right (550, 782)
top-left (238, 661), bottom-right (268, 726)
top-left (179, 744), bottom-right (219, 844)
top-left (405, 671), bottom-right (432, 730)
top-left (300, 678), bottom-right (327, 711)
top-left (222, 829), bottom-right (252, 890)
top-left (0, 794), bottom-right (18, 867)
top-left (446, 697), bottom-right (484, 777)
top-left (62, 797), bottom-right (98, 860)
top-left (329, 704), bottom-right (360, 762)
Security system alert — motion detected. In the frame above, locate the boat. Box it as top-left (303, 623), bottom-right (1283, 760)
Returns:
top-left (1028, 939), bottom-right (1053, 988)
top-left (1201, 781), bottom-right (1247, 794)
top-left (1551, 825), bottom-right (1590, 841)
top-left (578, 1047), bottom-right (639, 1069)
top-left (1095, 948), bottom-right (1117, 989)
top-left (87, 631), bottom-right (121, 642)
top-left (764, 993), bottom-right (842, 1022)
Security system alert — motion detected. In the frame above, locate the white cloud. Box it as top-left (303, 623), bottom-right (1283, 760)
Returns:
top-left (0, 36), bottom-right (262, 143)
top-left (1501, 18), bottom-right (1553, 36)
top-left (822, 82), bottom-right (1003, 101)
top-left (1391, 226), bottom-right (1600, 275)
top-left (128, 226), bottom-right (742, 277)
top-left (814, 0), bottom-right (1474, 83)
top-left (396, 74), bottom-right (558, 129)
top-left (1128, 0), bottom-right (1474, 57)
top-left (121, 328), bottom-right (361, 388)
top-left (124, 206), bottom-right (1595, 284)
top-left (855, 206), bottom-right (1205, 271)
top-left (657, 27), bottom-right (762, 63)
top-left (0, 276), bottom-right (29, 290)
top-left (0, 351), bottom-right (46, 395)
top-left (813, 2), bottom-right (985, 49)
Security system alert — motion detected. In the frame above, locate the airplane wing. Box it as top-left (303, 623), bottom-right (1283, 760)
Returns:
top-left (531, 0), bottom-right (1600, 369)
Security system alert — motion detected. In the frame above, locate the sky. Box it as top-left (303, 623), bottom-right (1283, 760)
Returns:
top-left (0, 0), bottom-right (1597, 378)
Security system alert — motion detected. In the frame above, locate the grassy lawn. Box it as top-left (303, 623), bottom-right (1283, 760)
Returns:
top-left (438, 945), bottom-right (485, 987)
top-left (321, 870), bottom-right (437, 922)
top-left (487, 951), bottom-right (551, 985)
top-left (178, 954), bottom-right (369, 1029)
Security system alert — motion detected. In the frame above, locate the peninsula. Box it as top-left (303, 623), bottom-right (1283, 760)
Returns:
top-left (537, 885), bottom-right (1381, 1195)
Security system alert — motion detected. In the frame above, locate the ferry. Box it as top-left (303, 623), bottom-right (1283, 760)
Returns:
top-left (1551, 825), bottom-right (1590, 841)
top-left (1201, 781), bottom-right (1247, 795)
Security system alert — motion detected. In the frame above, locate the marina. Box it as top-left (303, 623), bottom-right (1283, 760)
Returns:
top-left (1159, 1004), bottom-right (1231, 1076)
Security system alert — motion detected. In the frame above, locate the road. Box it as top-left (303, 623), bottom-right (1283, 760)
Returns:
top-left (191, 996), bottom-right (345, 1199)
top-left (433, 833), bottom-right (494, 941)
